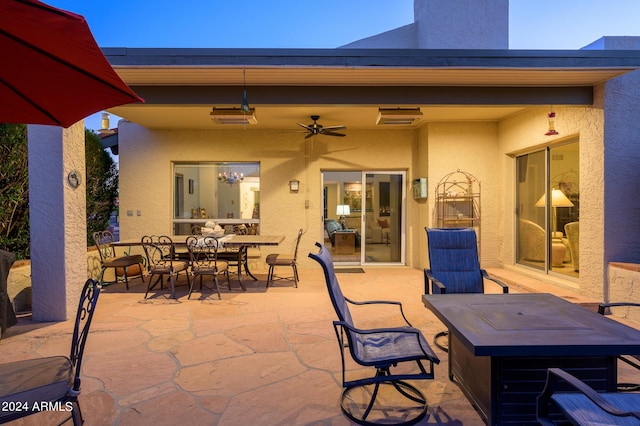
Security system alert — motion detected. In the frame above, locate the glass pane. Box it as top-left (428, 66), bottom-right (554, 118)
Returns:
top-left (322, 171), bottom-right (362, 263)
top-left (550, 142), bottom-right (579, 278)
top-left (516, 151), bottom-right (546, 270)
top-left (172, 162), bottom-right (260, 234)
top-left (364, 172), bottom-right (403, 264)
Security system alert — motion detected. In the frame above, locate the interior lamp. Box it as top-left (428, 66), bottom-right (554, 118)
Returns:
top-left (336, 204), bottom-right (351, 230)
top-left (535, 188), bottom-right (574, 234)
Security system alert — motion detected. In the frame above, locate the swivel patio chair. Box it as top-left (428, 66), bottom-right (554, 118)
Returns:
top-left (425, 227), bottom-right (508, 351)
top-left (93, 230), bottom-right (144, 289)
top-left (186, 235), bottom-right (230, 299)
top-left (0, 279), bottom-right (101, 425)
top-left (537, 368), bottom-right (640, 425)
top-left (141, 235), bottom-right (190, 299)
top-left (309, 243), bottom-right (440, 426)
top-left (266, 228), bottom-right (303, 288)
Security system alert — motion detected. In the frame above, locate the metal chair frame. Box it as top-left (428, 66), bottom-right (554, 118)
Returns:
top-left (0, 279), bottom-right (101, 425)
top-left (309, 243), bottom-right (440, 425)
top-left (186, 235), bottom-right (230, 299)
top-left (266, 228), bottom-right (303, 288)
top-left (141, 235), bottom-right (190, 299)
top-left (93, 230), bottom-right (144, 289)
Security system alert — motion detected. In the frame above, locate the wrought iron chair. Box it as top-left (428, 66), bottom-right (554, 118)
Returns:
top-left (537, 367), bottom-right (640, 425)
top-left (424, 227), bottom-right (508, 351)
top-left (186, 235), bottom-right (230, 299)
top-left (0, 279), bottom-right (101, 425)
top-left (141, 235), bottom-right (190, 299)
top-left (93, 230), bottom-right (144, 289)
top-left (266, 228), bottom-right (303, 288)
top-left (309, 243), bottom-right (440, 425)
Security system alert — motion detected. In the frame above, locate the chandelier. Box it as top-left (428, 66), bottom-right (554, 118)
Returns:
top-left (218, 170), bottom-right (244, 184)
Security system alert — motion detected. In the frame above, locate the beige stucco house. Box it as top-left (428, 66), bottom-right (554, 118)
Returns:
top-left (23, 0), bottom-right (640, 320)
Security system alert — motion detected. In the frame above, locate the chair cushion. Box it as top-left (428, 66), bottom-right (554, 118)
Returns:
top-left (103, 254), bottom-right (143, 268)
top-left (0, 356), bottom-right (72, 418)
top-left (266, 254), bottom-right (294, 266)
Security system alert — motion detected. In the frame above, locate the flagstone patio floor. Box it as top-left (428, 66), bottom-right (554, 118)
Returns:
top-left (0, 265), bottom-right (614, 425)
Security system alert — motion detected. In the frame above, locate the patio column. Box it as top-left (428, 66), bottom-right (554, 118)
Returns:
top-left (28, 122), bottom-right (86, 321)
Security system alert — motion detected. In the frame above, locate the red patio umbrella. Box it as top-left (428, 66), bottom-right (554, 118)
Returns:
top-left (0, 0), bottom-right (143, 128)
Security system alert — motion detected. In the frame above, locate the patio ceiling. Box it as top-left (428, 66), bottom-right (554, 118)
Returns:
top-left (104, 48), bottom-right (640, 130)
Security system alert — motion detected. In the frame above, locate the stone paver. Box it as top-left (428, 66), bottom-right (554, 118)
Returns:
top-left (2, 266), bottom-right (506, 425)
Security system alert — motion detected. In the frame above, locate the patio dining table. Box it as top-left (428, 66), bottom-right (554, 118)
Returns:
top-left (112, 234), bottom-right (285, 290)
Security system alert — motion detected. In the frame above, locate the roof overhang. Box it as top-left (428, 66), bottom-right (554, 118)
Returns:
top-left (103, 48), bottom-right (640, 130)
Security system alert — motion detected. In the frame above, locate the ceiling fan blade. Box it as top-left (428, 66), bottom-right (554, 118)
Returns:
top-left (322, 130), bottom-right (346, 137)
top-left (297, 123), bottom-right (312, 130)
top-left (305, 133), bottom-right (315, 139)
top-left (323, 125), bottom-right (347, 131)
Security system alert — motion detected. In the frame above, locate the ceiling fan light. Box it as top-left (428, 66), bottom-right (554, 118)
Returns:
top-left (210, 107), bottom-right (257, 125)
top-left (376, 108), bottom-right (423, 125)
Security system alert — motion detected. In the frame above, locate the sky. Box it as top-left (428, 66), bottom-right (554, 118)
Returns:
top-left (44, 0), bottom-right (640, 132)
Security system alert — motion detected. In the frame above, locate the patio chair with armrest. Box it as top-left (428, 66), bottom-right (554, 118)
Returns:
top-left (599, 302), bottom-right (640, 391)
top-left (93, 230), bottom-right (144, 289)
top-left (424, 227), bottom-right (508, 352)
top-left (0, 279), bottom-right (101, 425)
top-left (537, 367), bottom-right (640, 425)
top-left (141, 235), bottom-right (190, 299)
top-left (266, 228), bottom-right (303, 288)
top-left (186, 235), bottom-right (230, 299)
top-left (309, 242), bottom-right (440, 426)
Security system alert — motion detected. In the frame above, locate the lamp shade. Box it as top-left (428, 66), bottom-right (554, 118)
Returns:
top-left (535, 189), bottom-right (574, 208)
top-left (336, 204), bottom-right (350, 216)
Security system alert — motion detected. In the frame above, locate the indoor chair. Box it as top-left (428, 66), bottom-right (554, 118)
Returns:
top-left (266, 228), bottom-right (303, 288)
top-left (186, 235), bottom-right (230, 299)
top-left (309, 243), bottom-right (440, 425)
top-left (537, 368), bottom-right (640, 425)
top-left (425, 227), bottom-right (508, 351)
top-left (93, 230), bottom-right (144, 289)
top-left (0, 279), bottom-right (101, 425)
top-left (141, 235), bottom-right (190, 299)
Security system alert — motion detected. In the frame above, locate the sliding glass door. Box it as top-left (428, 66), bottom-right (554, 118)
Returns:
top-left (322, 171), bottom-right (405, 265)
top-left (515, 141), bottom-right (579, 278)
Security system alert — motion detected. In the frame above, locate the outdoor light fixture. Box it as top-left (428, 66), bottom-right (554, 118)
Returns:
top-left (289, 179), bottom-right (299, 192)
top-left (376, 108), bottom-right (423, 125)
top-left (210, 107), bottom-right (257, 125)
top-left (218, 170), bottom-right (244, 185)
top-left (336, 204), bottom-right (351, 230)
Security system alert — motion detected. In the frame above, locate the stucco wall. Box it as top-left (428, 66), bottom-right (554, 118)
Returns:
top-left (117, 123), bottom-right (422, 269)
top-left (426, 122), bottom-right (503, 268)
top-left (498, 106), bottom-right (605, 298)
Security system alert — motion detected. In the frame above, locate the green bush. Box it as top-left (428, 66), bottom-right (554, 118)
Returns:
top-left (0, 125), bottom-right (118, 259)
top-left (0, 124), bottom-right (29, 260)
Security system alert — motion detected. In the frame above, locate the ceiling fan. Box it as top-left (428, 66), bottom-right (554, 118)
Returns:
top-left (297, 115), bottom-right (346, 138)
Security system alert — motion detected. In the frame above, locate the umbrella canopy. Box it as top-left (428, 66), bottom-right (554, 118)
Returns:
top-left (0, 0), bottom-right (143, 128)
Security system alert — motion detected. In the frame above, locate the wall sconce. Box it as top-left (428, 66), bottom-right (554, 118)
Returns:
top-left (289, 179), bottom-right (299, 192)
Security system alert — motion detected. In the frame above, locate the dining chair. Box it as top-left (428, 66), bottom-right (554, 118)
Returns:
top-left (186, 235), bottom-right (230, 299)
top-left (141, 235), bottom-right (190, 299)
top-left (266, 228), bottom-right (303, 288)
top-left (93, 230), bottom-right (144, 289)
top-left (0, 279), bottom-right (101, 425)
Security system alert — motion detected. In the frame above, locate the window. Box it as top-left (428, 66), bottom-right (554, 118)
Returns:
top-left (516, 141), bottom-right (579, 278)
top-left (172, 162), bottom-right (260, 234)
